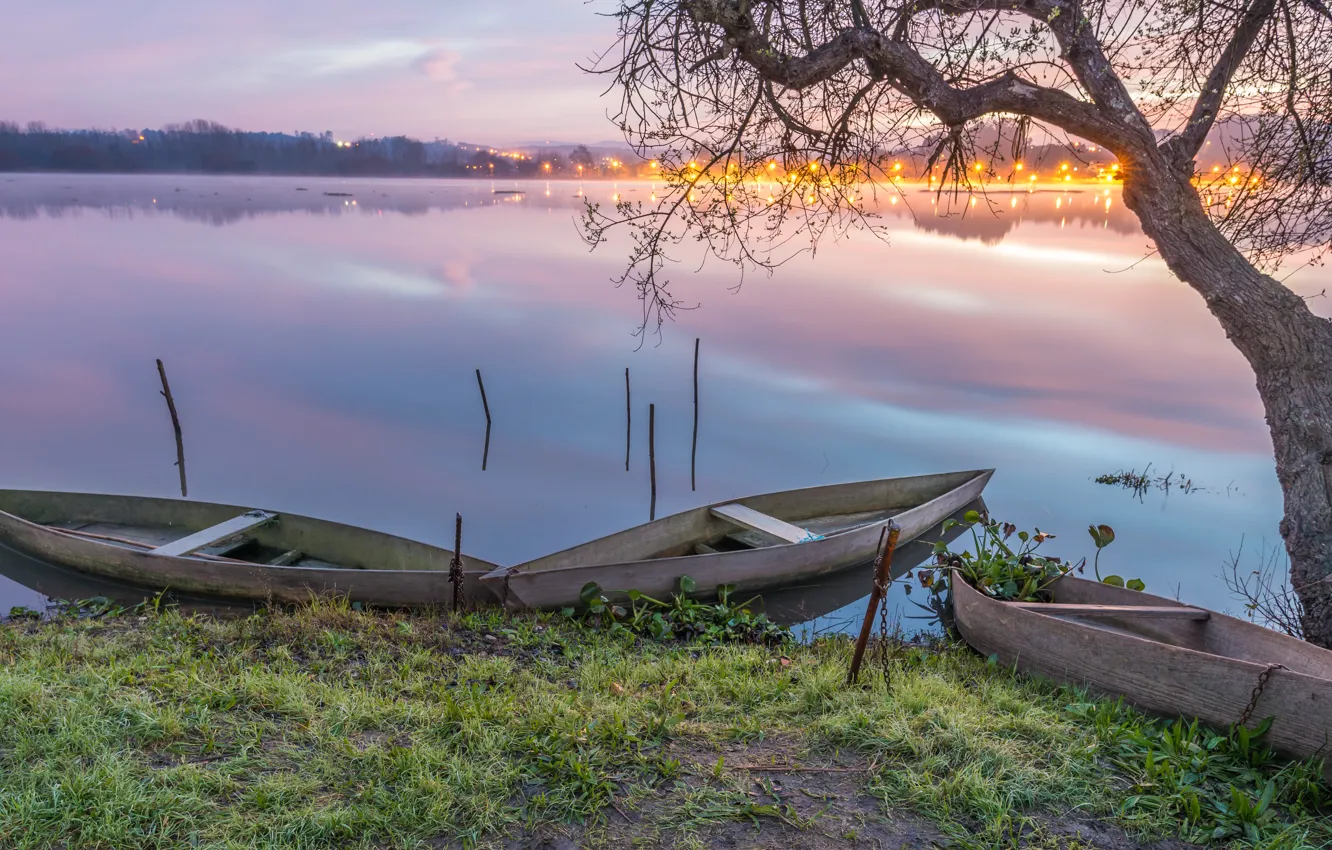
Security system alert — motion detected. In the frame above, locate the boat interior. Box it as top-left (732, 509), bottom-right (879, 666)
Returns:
top-left (1039, 578), bottom-right (1332, 681)
top-left (0, 490), bottom-right (478, 573)
top-left (513, 470), bottom-right (987, 572)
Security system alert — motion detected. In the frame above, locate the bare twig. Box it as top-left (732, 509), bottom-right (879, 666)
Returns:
top-left (156, 359), bottom-right (187, 498)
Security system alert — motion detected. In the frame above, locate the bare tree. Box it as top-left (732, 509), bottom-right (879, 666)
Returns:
top-left (580, 0), bottom-right (1332, 646)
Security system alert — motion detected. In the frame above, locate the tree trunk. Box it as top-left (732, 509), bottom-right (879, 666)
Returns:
top-left (1121, 162), bottom-right (1332, 647)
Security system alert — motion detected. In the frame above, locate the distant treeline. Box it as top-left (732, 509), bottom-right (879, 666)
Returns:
top-left (0, 120), bottom-right (613, 177)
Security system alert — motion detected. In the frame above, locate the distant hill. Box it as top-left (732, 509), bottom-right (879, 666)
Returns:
top-left (0, 121), bottom-right (642, 179)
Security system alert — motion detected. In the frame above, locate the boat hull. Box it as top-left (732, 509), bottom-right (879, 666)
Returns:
top-left (952, 576), bottom-right (1332, 775)
top-left (486, 470), bottom-right (992, 610)
top-left (0, 490), bottom-right (500, 608)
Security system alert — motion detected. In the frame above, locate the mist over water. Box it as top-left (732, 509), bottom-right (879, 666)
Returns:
top-left (2, 173), bottom-right (1327, 631)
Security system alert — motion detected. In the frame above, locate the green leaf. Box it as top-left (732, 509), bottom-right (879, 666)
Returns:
top-left (1101, 575), bottom-right (1125, 588)
top-left (678, 575), bottom-right (697, 594)
top-left (1126, 578), bottom-right (1146, 592)
top-left (1088, 523), bottom-right (1116, 549)
top-left (1017, 531), bottom-right (1030, 542)
top-left (963, 510), bottom-right (981, 524)
top-left (580, 582), bottom-right (603, 604)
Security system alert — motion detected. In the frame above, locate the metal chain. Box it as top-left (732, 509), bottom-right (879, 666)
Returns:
top-left (875, 573), bottom-right (893, 689)
top-left (1237, 663), bottom-right (1286, 728)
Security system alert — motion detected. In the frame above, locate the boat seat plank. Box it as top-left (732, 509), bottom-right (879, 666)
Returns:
top-left (726, 529), bottom-right (786, 550)
top-left (152, 511), bottom-right (277, 558)
top-left (710, 503), bottom-right (815, 544)
top-left (268, 550), bottom-right (303, 566)
top-left (1010, 602), bottom-right (1210, 620)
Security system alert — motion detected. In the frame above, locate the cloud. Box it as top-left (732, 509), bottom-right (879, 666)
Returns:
top-left (413, 47), bottom-right (463, 83)
top-left (233, 39), bottom-right (470, 89)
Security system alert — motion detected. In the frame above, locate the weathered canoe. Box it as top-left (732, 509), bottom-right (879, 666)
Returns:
top-left (952, 575), bottom-right (1332, 775)
top-left (758, 497), bottom-right (985, 625)
top-left (0, 490), bottom-right (500, 607)
top-left (481, 469), bottom-right (993, 610)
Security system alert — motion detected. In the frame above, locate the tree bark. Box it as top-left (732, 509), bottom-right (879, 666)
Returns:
top-left (1120, 156), bottom-right (1332, 646)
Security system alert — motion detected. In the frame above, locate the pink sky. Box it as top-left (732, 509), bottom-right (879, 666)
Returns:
top-left (3, 1), bottom-right (623, 144)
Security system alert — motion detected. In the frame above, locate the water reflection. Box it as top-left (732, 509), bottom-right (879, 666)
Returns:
top-left (0, 173), bottom-right (1145, 239)
top-left (762, 499), bottom-right (982, 631)
top-left (1, 174), bottom-right (1326, 624)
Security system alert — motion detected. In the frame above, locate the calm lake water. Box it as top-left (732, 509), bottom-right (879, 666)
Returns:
top-left (2, 173), bottom-right (1329, 632)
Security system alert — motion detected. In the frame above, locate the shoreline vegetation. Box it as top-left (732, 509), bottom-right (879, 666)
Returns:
top-left (1, 598), bottom-right (1327, 849)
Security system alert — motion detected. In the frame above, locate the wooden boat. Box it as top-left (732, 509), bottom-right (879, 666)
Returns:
top-left (481, 469), bottom-right (993, 610)
top-left (952, 574), bottom-right (1332, 776)
top-left (758, 497), bottom-right (985, 625)
top-left (0, 490), bottom-right (500, 608)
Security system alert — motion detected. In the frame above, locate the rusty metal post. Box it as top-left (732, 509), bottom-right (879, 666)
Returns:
top-left (848, 521), bottom-right (900, 685)
top-left (448, 512), bottom-right (464, 611)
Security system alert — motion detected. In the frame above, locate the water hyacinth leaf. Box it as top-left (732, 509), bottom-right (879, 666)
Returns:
top-left (1102, 575), bottom-right (1126, 588)
top-left (1126, 578), bottom-right (1146, 592)
top-left (1089, 524), bottom-right (1116, 549)
top-left (580, 582), bottom-right (603, 605)
top-left (678, 575), bottom-right (697, 594)
top-left (963, 510), bottom-right (981, 524)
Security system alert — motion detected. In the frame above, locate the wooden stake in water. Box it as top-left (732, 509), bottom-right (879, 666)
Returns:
top-left (475, 369), bottom-right (492, 471)
top-left (448, 512), bottom-right (464, 611)
top-left (648, 402), bottom-right (657, 521)
top-left (848, 521), bottom-right (900, 686)
top-left (156, 358), bottom-right (187, 498)
top-left (625, 367), bottom-right (631, 472)
top-left (691, 337), bottom-right (699, 492)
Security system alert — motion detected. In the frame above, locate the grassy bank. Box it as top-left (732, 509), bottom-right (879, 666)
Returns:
top-left (0, 601), bottom-right (1327, 849)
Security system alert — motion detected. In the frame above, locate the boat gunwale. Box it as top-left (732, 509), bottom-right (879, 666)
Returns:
top-left (0, 489), bottom-right (500, 578)
top-left (950, 573), bottom-right (1332, 774)
top-left (481, 469), bottom-right (994, 584)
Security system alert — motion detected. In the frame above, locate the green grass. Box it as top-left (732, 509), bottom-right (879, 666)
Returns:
top-left (0, 601), bottom-right (1327, 849)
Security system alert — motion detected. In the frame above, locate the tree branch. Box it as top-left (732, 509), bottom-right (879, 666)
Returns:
top-left (684, 0), bottom-right (1146, 153)
top-left (1162, 0), bottom-right (1279, 167)
top-left (883, 0), bottom-right (1156, 144)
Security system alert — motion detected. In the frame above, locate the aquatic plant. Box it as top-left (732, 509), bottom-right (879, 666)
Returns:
top-left (905, 511), bottom-right (1143, 628)
top-left (1095, 463), bottom-right (1205, 500)
top-left (565, 576), bottom-right (790, 646)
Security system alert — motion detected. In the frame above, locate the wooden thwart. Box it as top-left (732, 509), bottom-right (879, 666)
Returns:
top-left (151, 511), bottom-right (277, 558)
top-left (1009, 602), bottom-right (1210, 620)
top-left (710, 503), bottom-right (813, 544)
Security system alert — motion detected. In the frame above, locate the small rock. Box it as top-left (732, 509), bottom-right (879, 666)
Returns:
top-left (482, 634), bottom-right (499, 644)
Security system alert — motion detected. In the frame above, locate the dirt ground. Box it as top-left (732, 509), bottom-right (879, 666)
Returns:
top-left (443, 738), bottom-right (1198, 850)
